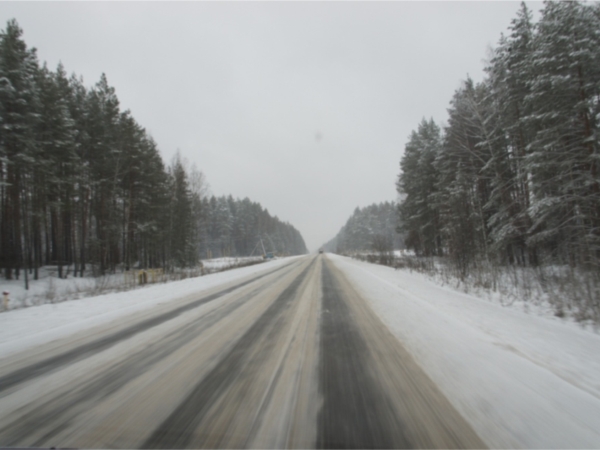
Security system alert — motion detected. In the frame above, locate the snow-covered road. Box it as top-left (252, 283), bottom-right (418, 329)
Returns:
top-left (0, 255), bottom-right (481, 448)
top-left (0, 253), bottom-right (598, 448)
top-left (329, 253), bottom-right (600, 448)
top-left (0, 257), bottom-right (299, 360)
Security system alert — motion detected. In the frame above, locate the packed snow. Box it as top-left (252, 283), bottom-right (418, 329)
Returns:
top-left (0, 257), bottom-right (298, 360)
top-left (329, 253), bottom-right (600, 448)
top-left (2, 253), bottom-right (599, 447)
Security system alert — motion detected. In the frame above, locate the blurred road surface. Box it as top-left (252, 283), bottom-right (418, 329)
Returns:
top-left (0, 255), bottom-right (484, 448)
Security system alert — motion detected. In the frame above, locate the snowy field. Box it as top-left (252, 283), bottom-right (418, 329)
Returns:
top-left (329, 253), bottom-right (600, 448)
top-left (0, 257), bottom-right (298, 360)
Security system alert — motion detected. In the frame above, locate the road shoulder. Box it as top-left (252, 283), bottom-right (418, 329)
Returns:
top-left (328, 253), bottom-right (600, 448)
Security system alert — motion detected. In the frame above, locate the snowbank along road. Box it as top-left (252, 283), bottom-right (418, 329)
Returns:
top-left (0, 255), bottom-right (484, 448)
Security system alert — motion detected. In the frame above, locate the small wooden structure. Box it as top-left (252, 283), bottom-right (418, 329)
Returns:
top-left (125, 268), bottom-right (165, 286)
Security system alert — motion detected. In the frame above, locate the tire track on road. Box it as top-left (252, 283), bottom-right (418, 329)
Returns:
top-left (0, 260), bottom-right (298, 394)
top-left (0, 263), bottom-right (301, 447)
top-left (318, 257), bottom-right (486, 449)
top-left (318, 260), bottom-right (410, 449)
top-left (143, 259), bottom-right (315, 449)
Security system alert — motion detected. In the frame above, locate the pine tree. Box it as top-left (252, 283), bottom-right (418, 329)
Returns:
top-left (324, 202), bottom-right (402, 254)
top-left (0, 19), bottom-right (41, 281)
top-left (525, 1), bottom-right (600, 267)
top-left (36, 63), bottom-right (78, 278)
top-left (169, 153), bottom-right (195, 267)
top-left (397, 119), bottom-right (442, 256)
top-left (484, 6), bottom-right (536, 265)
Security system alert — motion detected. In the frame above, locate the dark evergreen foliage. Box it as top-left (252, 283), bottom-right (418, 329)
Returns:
top-left (397, 119), bottom-right (442, 257)
top-left (0, 20), bottom-right (307, 284)
top-left (322, 202), bottom-right (403, 254)
top-left (199, 195), bottom-right (307, 259)
top-left (398, 1), bottom-right (600, 274)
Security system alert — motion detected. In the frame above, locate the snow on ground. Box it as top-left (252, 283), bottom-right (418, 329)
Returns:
top-left (4, 253), bottom-right (599, 447)
top-left (0, 257), bottom-right (266, 311)
top-left (329, 253), bottom-right (600, 448)
top-left (0, 257), bottom-right (299, 360)
top-left (203, 256), bottom-right (264, 271)
top-left (0, 266), bottom-right (125, 309)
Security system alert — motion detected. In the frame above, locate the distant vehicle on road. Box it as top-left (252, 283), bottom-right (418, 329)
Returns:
top-left (319, 249), bottom-right (324, 254)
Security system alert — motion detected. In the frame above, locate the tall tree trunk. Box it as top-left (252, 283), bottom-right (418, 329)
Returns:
top-left (12, 168), bottom-right (22, 280)
top-left (80, 186), bottom-right (87, 277)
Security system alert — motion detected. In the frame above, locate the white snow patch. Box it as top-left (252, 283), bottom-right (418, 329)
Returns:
top-left (329, 253), bottom-right (600, 449)
top-left (202, 256), bottom-right (264, 271)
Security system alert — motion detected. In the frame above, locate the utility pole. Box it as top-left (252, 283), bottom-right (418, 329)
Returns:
top-left (260, 238), bottom-right (266, 257)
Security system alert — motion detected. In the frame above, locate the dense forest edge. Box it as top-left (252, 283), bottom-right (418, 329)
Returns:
top-left (0, 19), bottom-right (307, 289)
top-left (328, 2), bottom-right (600, 322)
top-left (322, 201), bottom-right (404, 263)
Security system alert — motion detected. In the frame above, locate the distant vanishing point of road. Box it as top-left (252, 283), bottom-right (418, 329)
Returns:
top-left (0, 255), bottom-right (484, 448)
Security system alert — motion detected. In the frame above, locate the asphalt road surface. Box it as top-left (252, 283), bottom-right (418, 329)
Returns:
top-left (0, 255), bottom-right (485, 448)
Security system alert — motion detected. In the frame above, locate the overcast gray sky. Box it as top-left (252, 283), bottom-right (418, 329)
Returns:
top-left (1, 1), bottom-right (541, 252)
